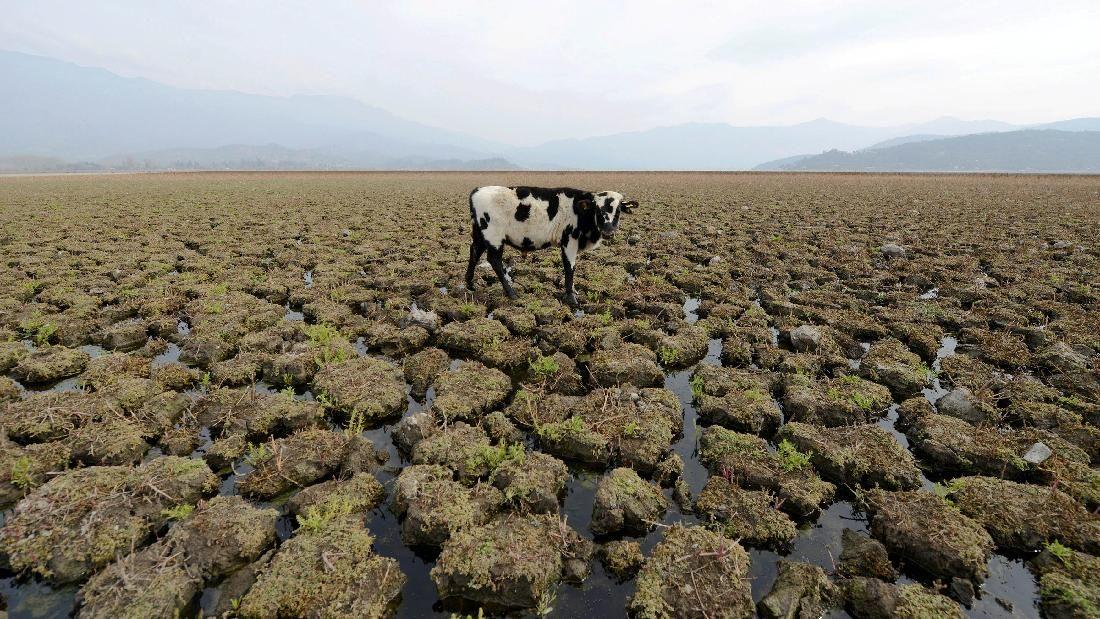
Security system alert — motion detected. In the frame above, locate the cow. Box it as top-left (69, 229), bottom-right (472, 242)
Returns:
top-left (465, 186), bottom-right (638, 306)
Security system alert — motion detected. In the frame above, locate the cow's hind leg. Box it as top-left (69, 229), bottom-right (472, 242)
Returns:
top-left (465, 238), bottom-right (486, 289)
top-left (487, 245), bottom-right (516, 299)
top-left (561, 243), bottom-right (579, 307)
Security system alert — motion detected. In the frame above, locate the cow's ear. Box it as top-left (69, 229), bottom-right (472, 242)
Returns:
top-left (621, 200), bottom-right (638, 213)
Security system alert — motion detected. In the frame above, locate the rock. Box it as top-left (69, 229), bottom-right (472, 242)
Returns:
top-left (0, 375), bottom-right (20, 401)
top-left (206, 549), bottom-right (273, 618)
top-left (699, 426), bottom-right (835, 517)
top-left (431, 514), bottom-right (593, 610)
top-left (194, 388), bottom-right (324, 441)
top-left (655, 323), bottom-right (710, 368)
top-left (692, 364), bottom-right (781, 435)
top-left (789, 325), bottom-right (823, 352)
top-left (694, 476), bottom-right (797, 548)
top-left (493, 306), bottom-right (538, 337)
top-left (401, 347), bottom-right (449, 398)
top-left (1028, 544), bottom-right (1100, 619)
top-left (0, 340), bottom-right (29, 372)
top-left (2, 391), bottom-right (107, 442)
top-left (151, 362), bottom-right (199, 391)
top-left (863, 489), bottom-right (993, 584)
top-left (491, 451), bottom-right (568, 513)
top-left (400, 306), bottom-right (440, 333)
top-left (757, 560), bottom-right (839, 619)
top-left (237, 429), bottom-right (349, 499)
top-left (782, 374), bottom-right (893, 427)
top-left (935, 387), bottom-right (991, 424)
top-left (860, 338), bottom-right (929, 397)
top-left (881, 243), bottom-right (907, 259)
top-left (630, 525), bottom-right (753, 619)
top-left (286, 472), bottom-right (386, 518)
top-left (340, 435), bottom-right (388, 476)
top-left (653, 452), bottom-right (684, 487)
top-left (841, 577), bottom-right (964, 619)
top-left (239, 519), bottom-right (406, 618)
top-left (312, 357), bottom-right (406, 424)
top-left (837, 529), bottom-right (896, 581)
top-left (430, 361), bottom-right (511, 422)
top-left (590, 467), bottom-right (669, 536)
top-left (11, 345), bottom-right (89, 384)
top-left (481, 410), bottom-right (525, 444)
top-left (179, 335), bottom-right (234, 368)
top-left (600, 540), bottom-right (645, 580)
top-left (1023, 441), bottom-right (1053, 465)
top-left (530, 387), bottom-right (681, 473)
top-left (588, 343), bottom-right (664, 387)
top-left (68, 417), bottom-right (150, 465)
top-left (203, 434), bottom-right (247, 470)
top-left (0, 438), bottom-right (71, 506)
top-left (1036, 342), bottom-right (1099, 399)
top-left (392, 411), bottom-right (438, 454)
top-left (101, 321), bottom-right (149, 352)
top-left (947, 476), bottom-right (1100, 554)
top-left (393, 465), bottom-right (504, 547)
top-left (412, 422), bottom-right (500, 482)
top-left (777, 422), bottom-right (921, 491)
top-left (0, 457), bottom-right (218, 583)
top-left (436, 317), bottom-right (510, 356)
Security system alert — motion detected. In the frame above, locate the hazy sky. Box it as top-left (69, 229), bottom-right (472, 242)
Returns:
top-left (3, 0), bottom-right (1098, 145)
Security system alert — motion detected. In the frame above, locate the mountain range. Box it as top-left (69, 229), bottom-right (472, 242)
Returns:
top-left (2, 50), bottom-right (1098, 172)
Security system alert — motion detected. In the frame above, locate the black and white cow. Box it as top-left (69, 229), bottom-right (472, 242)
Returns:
top-left (466, 186), bottom-right (638, 306)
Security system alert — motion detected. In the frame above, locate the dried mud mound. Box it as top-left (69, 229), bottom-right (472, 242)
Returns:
top-left (1, 171), bottom-right (1098, 617)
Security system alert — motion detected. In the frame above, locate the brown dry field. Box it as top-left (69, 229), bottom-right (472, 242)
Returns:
top-left (0, 172), bottom-right (1098, 618)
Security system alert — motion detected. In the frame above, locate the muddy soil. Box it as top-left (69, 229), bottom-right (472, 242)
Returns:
top-left (1, 171), bottom-right (1098, 618)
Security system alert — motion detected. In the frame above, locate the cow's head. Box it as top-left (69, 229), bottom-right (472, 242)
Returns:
top-left (588, 191), bottom-right (638, 237)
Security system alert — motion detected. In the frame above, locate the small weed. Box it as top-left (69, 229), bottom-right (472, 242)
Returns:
top-left (459, 302), bottom-right (479, 317)
top-left (468, 441), bottom-right (525, 473)
top-left (1045, 540), bottom-right (1072, 563)
top-left (776, 439), bottom-right (811, 472)
top-left (658, 346), bottom-right (681, 366)
top-left (622, 420), bottom-right (640, 437)
top-left (690, 373), bottom-right (706, 399)
top-left (851, 391), bottom-right (875, 412)
top-left (10, 456), bottom-right (34, 491)
top-left (345, 408), bottom-right (368, 437)
top-left (529, 354), bottom-right (560, 379)
top-left (245, 442), bottom-right (273, 467)
top-left (161, 503), bottom-right (194, 521)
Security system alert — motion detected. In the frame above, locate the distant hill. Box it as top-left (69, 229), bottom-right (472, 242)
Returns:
top-left (3, 50), bottom-right (1099, 171)
top-left (769, 130), bottom-right (1100, 173)
top-left (0, 50), bottom-right (511, 168)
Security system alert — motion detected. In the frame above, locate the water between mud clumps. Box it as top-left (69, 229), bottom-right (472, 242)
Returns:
top-left (0, 299), bottom-right (1041, 618)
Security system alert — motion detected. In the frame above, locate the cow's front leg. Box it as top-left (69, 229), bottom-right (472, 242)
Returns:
top-left (560, 243), bottom-right (579, 307)
top-left (487, 245), bottom-right (516, 299)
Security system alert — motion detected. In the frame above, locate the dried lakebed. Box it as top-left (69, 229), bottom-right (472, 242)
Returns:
top-left (1, 172), bottom-right (1098, 618)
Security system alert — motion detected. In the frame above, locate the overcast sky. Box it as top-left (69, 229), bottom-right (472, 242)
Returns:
top-left (3, 0), bottom-right (1098, 145)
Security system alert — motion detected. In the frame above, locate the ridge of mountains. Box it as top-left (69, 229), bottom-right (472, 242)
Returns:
top-left (3, 50), bottom-right (1098, 172)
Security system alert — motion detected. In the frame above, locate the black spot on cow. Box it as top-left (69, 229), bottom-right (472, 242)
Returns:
top-left (521, 237), bottom-right (535, 250)
top-left (479, 212), bottom-right (491, 230)
top-left (561, 224), bottom-right (574, 246)
top-left (546, 200), bottom-right (558, 220)
top-left (515, 203), bottom-right (531, 221)
top-left (540, 241), bottom-right (551, 249)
